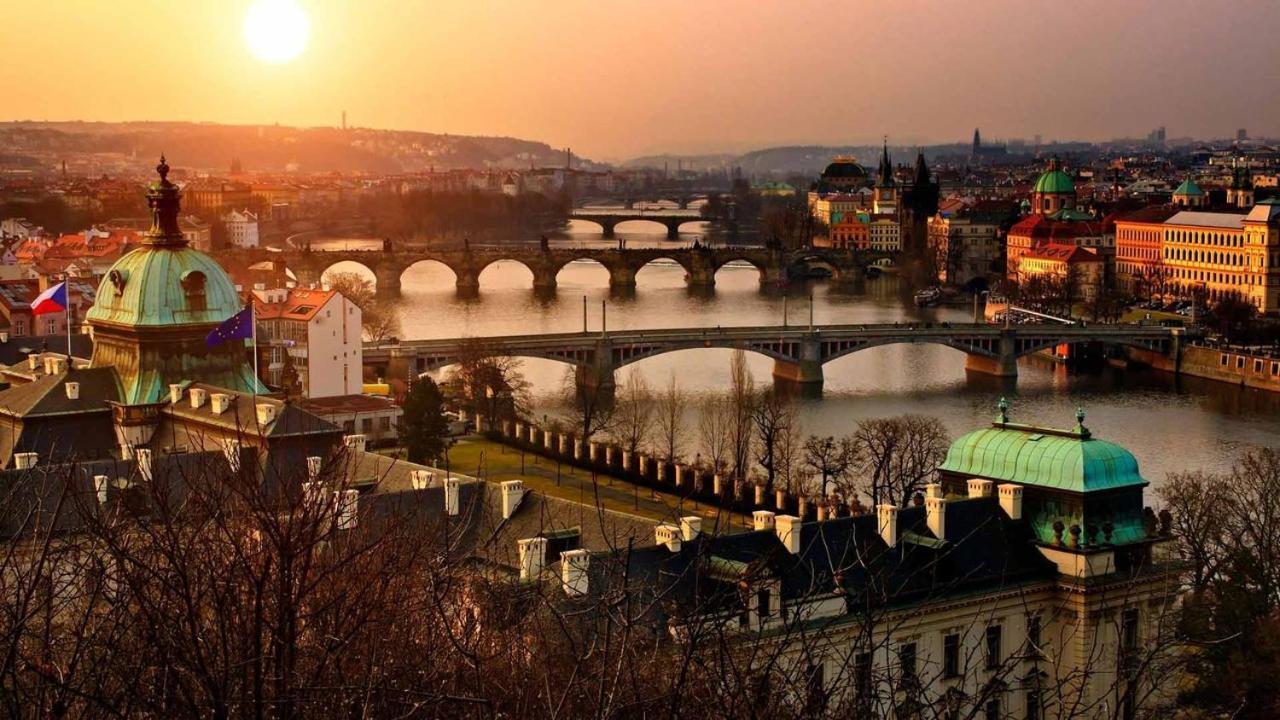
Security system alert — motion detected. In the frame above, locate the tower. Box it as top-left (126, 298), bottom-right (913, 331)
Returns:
top-left (1031, 155), bottom-right (1076, 217)
top-left (86, 156), bottom-right (264, 406)
top-left (1228, 160), bottom-right (1255, 208)
top-left (873, 139), bottom-right (897, 215)
top-left (901, 151), bottom-right (939, 257)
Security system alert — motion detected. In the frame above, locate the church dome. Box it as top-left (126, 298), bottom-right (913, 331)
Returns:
top-left (1173, 178), bottom-right (1204, 197)
top-left (1033, 155), bottom-right (1075, 195)
top-left (87, 156), bottom-right (241, 329)
top-left (821, 156), bottom-right (868, 180)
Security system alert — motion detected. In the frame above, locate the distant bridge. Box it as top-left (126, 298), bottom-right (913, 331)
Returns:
top-left (363, 322), bottom-right (1193, 391)
top-left (567, 208), bottom-right (722, 239)
top-left (222, 245), bottom-right (886, 298)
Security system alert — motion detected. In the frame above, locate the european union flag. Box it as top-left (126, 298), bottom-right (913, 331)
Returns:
top-left (206, 306), bottom-right (254, 347)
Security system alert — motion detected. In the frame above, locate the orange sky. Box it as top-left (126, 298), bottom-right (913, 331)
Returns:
top-left (2, 0), bottom-right (1277, 160)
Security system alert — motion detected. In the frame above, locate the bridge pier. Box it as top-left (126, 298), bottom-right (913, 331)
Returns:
top-left (771, 333), bottom-right (824, 392)
top-left (600, 219), bottom-right (618, 239)
top-left (665, 220), bottom-right (681, 240)
top-left (455, 270), bottom-right (480, 294)
top-left (293, 266), bottom-right (323, 289)
top-left (532, 267), bottom-right (558, 292)
top-left (963, 333), bottom-right (1019, 379)
top-left (375, 267), bottom-right (402, 299)
top-left (608, 265), bottom-right (637, 291)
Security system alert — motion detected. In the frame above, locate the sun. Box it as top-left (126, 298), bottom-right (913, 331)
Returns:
top-left (243, 0), bottom-right (310, 64)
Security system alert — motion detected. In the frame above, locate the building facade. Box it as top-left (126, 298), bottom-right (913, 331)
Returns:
top-left (254, 286), bottom-right (363, 398)
top-left (223, 209), bottom-right (260, 248)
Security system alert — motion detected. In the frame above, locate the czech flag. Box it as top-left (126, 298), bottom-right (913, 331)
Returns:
top-left (31, 282), bottom-right (67, 316)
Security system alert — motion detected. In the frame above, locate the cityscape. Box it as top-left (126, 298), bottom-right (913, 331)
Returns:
top-left (1, 1), bottom-right (1279, 718)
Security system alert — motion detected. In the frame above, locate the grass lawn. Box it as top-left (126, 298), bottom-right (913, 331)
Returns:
top-left (443, 436), bottom-right (749, 531)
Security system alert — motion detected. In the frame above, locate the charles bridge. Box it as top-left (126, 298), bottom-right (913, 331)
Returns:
top-left (363, 322), bottom-right (1194, 393)
top-left (222, 244), bottom-right (886, 297)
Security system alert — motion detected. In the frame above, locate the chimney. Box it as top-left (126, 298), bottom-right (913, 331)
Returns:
top-left (410, 469), bottom-right (434, 490)
top-left (335, 489), bottom-right (359, 530)
top-left (120, 443), bottom-right (136, 460)
top-left (926, 494), bottom-right (946, 540)
top-left (753, 510), bottom-right (776, 531)
top-left (210, 393), bottom-right (231, 415)
top-left (500, 479), bottom-right (525, 519)
top-left (94, 474), bottom-right (110, 505)
top-left (0, 331), bottom-right (8, 343)
top-left (306, 456), bottom-right (322, 481)
top-left (189, 387), bottom-right (208, 409)
top-left (64, 381), bottom-right (80, 400)
top-left (222, 438), bottom-right (242, 473)
top-left (877, 504), bottom-right (899, 548)
top-left (301, 481), bottom-right (325, 510)
top-left (680, 515), bottom-right (702, 541)
top-left (27, 354), bottom-right (38, 371)
top-left (168, 384), bottom-right (184, 404)
top-left (967, 479), bottom-right (994, 499)
top-left (13, 452), bottom-right (37, 470)
top-left (135, 447), bottom-right (153, 482)
top-left (654, 523), bottom-right (682, 552)
top-left (255, 403), bottom-right (277, 426)
top-left (44, 356), bottom-right (66, 375)
top-left (518, 536), bottom-right (548, 581)
top-left (775, 514), bottom-right (802, 554)
top-left (444, 477), bottom-right (460, 516)
top-left (998, 484), bottom-right (1024, 520)
top-left (343, 434), bottom-right (368, 455)
top-left (560, 548), bottom-right (590, 597)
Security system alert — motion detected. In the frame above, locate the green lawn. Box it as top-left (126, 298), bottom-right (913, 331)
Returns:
top-left (443, 437), bottom-right (749, 530)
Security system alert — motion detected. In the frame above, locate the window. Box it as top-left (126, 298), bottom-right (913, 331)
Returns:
top-left (1026, 689), bottom-right (1042, 720)
top-left (944, 633), bottom-right (961, 677)
top-left (899, 642), bottom-right (917, 682)
top-left (1122, 608), bottom-right (1139, 651)
top-left (984, 696), bottom-right (1000, 720)
top-left (854, 651), bottom-right (873, 701)
top-left (985, 625), bottom-right (1002, 670)
top-left (379, 416), bottom-right (391, 431)
top-left (756, 588), bottom-right (772, 619)
top-left (361, 417), bottom-right (373, 433)
top-left (1027, 615), bottom-right (1043, 657)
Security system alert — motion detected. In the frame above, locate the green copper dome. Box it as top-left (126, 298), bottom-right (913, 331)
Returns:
top-left (85, 246), bottom-right (242, 328)
top-left (939, 424), bottom-right (1145, 493)
top-left (1033, 169), bottom-right (1075, 195)
top-left (1173, 178), bottom-right (1204, 197)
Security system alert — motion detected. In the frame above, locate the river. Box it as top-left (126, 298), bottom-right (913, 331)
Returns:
top-left (318, 217), bottom-right (1280, 489)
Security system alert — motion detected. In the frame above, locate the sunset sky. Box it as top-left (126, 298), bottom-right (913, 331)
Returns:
top-left (3, 0), bottom-right (1277, 160)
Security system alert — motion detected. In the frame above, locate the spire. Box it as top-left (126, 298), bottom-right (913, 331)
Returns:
top-left (877, 137), bottom-right (894, 188)
top-left (913, 150), bottom-right (930, 185)
top-left (144, 154), bottom-right (186, 247)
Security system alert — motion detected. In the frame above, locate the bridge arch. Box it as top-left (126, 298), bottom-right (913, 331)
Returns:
top-left (320, 259), bottom-right (379, 289)
top-left (632, 255), bottom-right (697, 287)
top-left (472, 257), bottom-right (540, 289)
top-left (612, 218), bottom-right (682, 236)
top-left (398, 258), bottom-right (458, 288)
top-left (553, 256), bottom-right (612, 287)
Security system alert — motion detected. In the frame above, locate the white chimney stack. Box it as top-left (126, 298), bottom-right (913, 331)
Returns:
top-left (518, 536), bottom-right (548, 581)
top-left (335, 489), bottom-right (359, 530)
top-left (560, 548), bottom-right (590, 597)
top-left (0, 331), bottom-right (8, 343)
top-left (168, 384), bottom-right (184, 404)
top-left (343, 434), bottom-right (368, 455)
top-left (64, 381), bottom-right (80, 400)
top-left (968, 479), bottom-right (994, 498)
top-left (775, 514), bottom-right (801, 554)
top-left (94, 474), bottom-right (110, 505)
top-left (926, 494), bottom-right (946, 541)
top-left (410, 469), bottom-right (433, 490)
top-left (210, 393), bottom-right (231, 415)
top-left (998, 484), bottom-right (1024, 520)
top-left (307, 456), bottom-right (322, 481)
top-left (500, 479), bottom-right (525, 519)
top-left (135, 447), bottom-right (153, 482)
top-left (26, 354), bottom-right (38, 371)
top-left (680, 515), bottom-right (702, 541)
top-left (255, 403), bottom-right (277, 426)
top-left (13, 452), bottom-right (37, 470)
top-left (222, 438), bottom-right (242, 473)
top-left (753, 510), bottom-right (776, 531)
top-left (654, 523), bottom-right (682, 552)
top-left (877, 504), bottom-right (899, 548)
top-left (190, 387), bottom-right (208, 409)
top-left (444, 477), bottom-right (460, 516)
top-left (301, 481), bottom-right (325, 510)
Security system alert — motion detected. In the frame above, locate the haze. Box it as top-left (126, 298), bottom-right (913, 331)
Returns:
top-left (3, 0), bottom-right (1277, 160)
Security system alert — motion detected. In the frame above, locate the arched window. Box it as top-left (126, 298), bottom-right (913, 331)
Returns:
top-left (181, 271), bottom-right (208, 312)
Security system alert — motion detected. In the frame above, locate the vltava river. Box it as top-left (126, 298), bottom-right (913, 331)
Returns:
top-left (321, 219), bottom-right (1280, 488)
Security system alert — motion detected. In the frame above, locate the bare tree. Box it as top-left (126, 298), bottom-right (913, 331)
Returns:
top-left (653, 373), bottom-right (688, 463)
top-left (697, 395), bottom-right (734, 474)
top-left (850, 415), bottom-right (949, 506)
top-left (729, 350), bottom-right (755, 481)
top-left (803, 434), bottom-right (856, 499)
top-left (610, 368), bottom-right (655, 456)
top-left (751, 390), bottom-right (796, 494)
top-left (558, 364), bottom-right (614, 441)
top-left (453, 337), bottom-right (532, 423)
top-left (324, 270), bottom-right (399, 341)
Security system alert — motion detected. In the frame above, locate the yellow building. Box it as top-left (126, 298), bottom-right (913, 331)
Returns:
top-left (1018, 243), bottom-right (1105, 301)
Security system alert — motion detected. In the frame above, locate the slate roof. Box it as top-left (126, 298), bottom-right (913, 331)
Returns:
top-left (164, 383), bottom-right (339, 439)
top-left (0, 366), bottom-right (120, 418)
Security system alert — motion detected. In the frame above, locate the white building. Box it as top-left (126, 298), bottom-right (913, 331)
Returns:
top-left (223, 209), bottom-right (260, 249)
top-left (254, 287), bottom-right (362, 398)
top-left (868, 215), bottom-right (901, 252)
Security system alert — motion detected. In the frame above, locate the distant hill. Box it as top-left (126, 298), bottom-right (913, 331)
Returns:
top-left (0, 121), bottom-right (590, 174)
top-left (622, 144), bottom-right (981, 177)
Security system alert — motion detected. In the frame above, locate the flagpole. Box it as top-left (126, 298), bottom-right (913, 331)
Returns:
top-left (63, 282), bottom-right (71, 361)
top-left (251, 302), bottom-right (259, 397)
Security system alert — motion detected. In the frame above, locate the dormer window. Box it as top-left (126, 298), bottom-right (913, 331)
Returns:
top-left (181, 270), bottom-right (207, 312)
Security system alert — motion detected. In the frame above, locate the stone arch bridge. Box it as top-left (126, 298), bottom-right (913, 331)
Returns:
top-left (222, 246), bottom-right (886, 298)
top-left (364, 323), bottom-right (1193, 393)
top-left (567, 209), bottom-right (719, 238)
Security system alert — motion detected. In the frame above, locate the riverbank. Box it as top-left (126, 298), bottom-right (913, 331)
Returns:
top-left (1130, 344), bottom-right (1280, 392)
